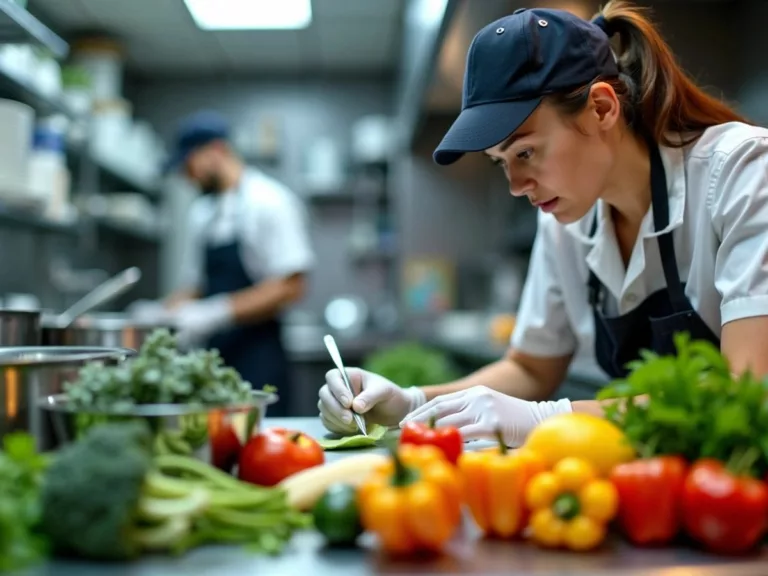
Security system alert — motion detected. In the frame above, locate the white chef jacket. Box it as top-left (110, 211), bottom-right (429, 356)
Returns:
top-left (511, 121), bottom-right (768, 365)
top-left (180, 167), bottom-right (315, 292)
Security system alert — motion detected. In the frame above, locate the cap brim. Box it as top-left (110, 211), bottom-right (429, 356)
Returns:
top-left (433, 98), bottom-right (543, 166)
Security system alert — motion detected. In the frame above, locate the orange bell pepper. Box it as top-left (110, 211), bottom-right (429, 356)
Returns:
top-left (457, 431), bottom-right (545, 538)
top-left (357, 443), bottom-right (463, 554)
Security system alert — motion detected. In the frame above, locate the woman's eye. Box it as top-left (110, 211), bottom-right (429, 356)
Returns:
top-left (488, 156), bottom-right (505, 168)
top-left (516, 148), bottom-right (533, 160)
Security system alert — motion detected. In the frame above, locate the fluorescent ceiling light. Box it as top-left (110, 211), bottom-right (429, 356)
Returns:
top-left (184, 0), bottom-right (312, 31)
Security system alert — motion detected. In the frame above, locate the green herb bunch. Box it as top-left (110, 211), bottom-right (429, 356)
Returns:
top-left (0, 433), bottom-right (50, 572)
top-left (64, 329), bottom-right (253, 412)
top-left (598, 333), bottom-right (768, 475)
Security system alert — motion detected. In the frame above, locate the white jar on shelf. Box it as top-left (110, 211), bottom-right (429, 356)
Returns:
top-left (27, 121), bottom-right (70, 220)
top-left (0, 98), bottom-right (33, 203)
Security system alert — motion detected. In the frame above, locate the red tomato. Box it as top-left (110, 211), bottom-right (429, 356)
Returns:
top-left (208, 410), bottom-right (242, 472)
top-left (238, 427), bottom-right (325, 486)
top-left (399, 416), bottom-right (463, 465)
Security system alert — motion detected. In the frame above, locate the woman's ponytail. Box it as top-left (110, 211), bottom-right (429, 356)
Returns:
top-left (594, 1), bottom-right (748, 145)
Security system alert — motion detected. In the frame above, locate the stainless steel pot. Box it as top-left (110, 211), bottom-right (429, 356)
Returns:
top-left (0, 346), bottom-right (135, 450)
top-left (41, 312), bottom-right (173, 350)
top-left (0, 309), bottom-right (41, 345)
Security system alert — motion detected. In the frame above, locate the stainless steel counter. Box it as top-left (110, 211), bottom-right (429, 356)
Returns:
top-left (25, 417), bottom-right (768, 576)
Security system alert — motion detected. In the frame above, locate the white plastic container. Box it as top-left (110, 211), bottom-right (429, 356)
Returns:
top-left (0, 98), bottom-right (34, 199)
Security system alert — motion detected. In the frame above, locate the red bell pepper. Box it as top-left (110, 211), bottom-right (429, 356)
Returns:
top-left (682, 457), bottom-right (768, 554)
top-left (609, 455), bottom-right (687, 546)
top-left (399, 416), bottom-right (463, 464)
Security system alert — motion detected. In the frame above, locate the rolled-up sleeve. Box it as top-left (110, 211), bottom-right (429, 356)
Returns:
top-left (511, 213), bottom-right (578, 357)
top-left (711, 136), bottom-right (768, 325)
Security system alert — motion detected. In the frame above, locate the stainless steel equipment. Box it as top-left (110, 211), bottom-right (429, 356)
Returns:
top-left (0, 346), bottom-right (135, 449)
top-left (54, 266), bottom-right (142, 327)
top-left (39, 390), bottom-right (278, 470)
top-left (41, 312), bottom-right (173, 349)
top-left (0, 309), bottom-right (41, 345)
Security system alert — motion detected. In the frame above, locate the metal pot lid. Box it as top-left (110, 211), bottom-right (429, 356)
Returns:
top-left (0, 346), bottom-right (136, 367)
top-left (41, 312), bottom-right (174, 330)
top-left (0, 309), bottom-right (41, 317)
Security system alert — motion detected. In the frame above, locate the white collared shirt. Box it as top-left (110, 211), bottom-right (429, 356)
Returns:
top-left (511, 122), bottom-right (768, 374)
top-left (180, 167), bottom-right (315, 291)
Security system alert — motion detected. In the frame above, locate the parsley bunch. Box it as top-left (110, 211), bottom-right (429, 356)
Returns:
top-left (64, 329), bottom-right (253, 411)
top-left (597, 333), bottom-right (768, 475)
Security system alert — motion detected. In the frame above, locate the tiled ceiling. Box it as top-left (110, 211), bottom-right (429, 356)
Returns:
top-left (27, 0), bottom-right (405, 77)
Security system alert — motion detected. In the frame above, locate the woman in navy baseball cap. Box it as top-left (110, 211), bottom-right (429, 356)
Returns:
top-left (318, 2), bottom-right (768, 447)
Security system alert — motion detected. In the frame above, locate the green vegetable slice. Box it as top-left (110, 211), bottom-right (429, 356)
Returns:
top-left (318, 423), bottom-right (389, 451)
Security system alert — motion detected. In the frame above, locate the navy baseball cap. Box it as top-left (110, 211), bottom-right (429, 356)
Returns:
top-left (433, 8), bottom-right (618, 166)
top-left (164, 110), bottom-right (230, 174)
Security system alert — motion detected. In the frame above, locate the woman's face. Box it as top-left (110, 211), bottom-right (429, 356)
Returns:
top-left (484, 91), bottom-right (617, 224)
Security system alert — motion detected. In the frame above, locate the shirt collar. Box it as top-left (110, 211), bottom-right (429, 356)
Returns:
top-left (564, 139), bottom-right (687, 245)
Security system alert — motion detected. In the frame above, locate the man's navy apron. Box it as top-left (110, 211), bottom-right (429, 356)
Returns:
top-left (203, 189), bottom-right (291, 416)
top-left (588, 141), bottom-right (720, 378)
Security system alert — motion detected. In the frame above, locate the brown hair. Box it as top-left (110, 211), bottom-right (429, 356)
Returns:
top-left (548, 0), bottom-right (748, 147)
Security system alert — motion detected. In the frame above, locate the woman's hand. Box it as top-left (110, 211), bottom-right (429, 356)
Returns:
top-left (400, 386), bottom-right (572, 446)
top-left (318, 368), bottom-right (427, 434)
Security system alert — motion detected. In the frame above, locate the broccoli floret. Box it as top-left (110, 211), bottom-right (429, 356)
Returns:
top-left (41, 421), bottom-right (154, 560)
top-left (40, 421), bottom-right (311, 561)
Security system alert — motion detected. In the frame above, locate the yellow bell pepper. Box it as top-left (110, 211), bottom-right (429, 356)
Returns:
top-left (524, 457), bottom-right (618, 551)
top-left (357, 443), bottom-right (463, 555)
top-left (458, 432), bottom-right (545, 538)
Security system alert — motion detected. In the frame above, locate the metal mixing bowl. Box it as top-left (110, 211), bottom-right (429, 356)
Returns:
top-left (38, 390), bottom-right (278, 472)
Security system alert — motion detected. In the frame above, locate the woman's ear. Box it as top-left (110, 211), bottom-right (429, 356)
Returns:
top-left (588, 82), bottom-right (621, 131)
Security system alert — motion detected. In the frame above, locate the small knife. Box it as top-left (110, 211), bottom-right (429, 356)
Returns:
top-left (323, 334), bottom-right (367, 436)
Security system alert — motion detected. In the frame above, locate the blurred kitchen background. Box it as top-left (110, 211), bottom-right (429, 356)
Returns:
top-left (0, 0), bottom-right (761, 415)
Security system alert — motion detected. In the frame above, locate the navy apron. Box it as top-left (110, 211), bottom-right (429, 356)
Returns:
top-left (588, 141), bottom-right (720, 378)
top-left (203, 191), bottom-right (291, 417)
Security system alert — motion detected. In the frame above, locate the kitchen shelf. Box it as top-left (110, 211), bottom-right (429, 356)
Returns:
top-left (304, 186), bottom-right (385, 205)
top-left (92, 151), bottom-right (160, 198)
top-left (0, 65), bottom-right (75, 117)
top-left (350, 247), bottom-right (397, 263)
top-left (0, 202), bottom-right (78, 235)
top-left (68, 143), bottom-right (161, 198)
top-left (0, 0), bottom-right (68, 58)
top-left (95, 218), bottom-right (159, 243)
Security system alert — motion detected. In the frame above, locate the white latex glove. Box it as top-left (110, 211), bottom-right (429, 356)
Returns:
top-left (318, 368), bottom-right (427, 435)
top-left (400, 386), bottom-right (572, 447)
top-left (172, 295), bottom-right (234, 350)
top-left (127, 299), bottom-right (171, 323)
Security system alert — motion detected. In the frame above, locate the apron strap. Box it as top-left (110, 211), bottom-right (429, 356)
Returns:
top-left (649, 143), bottom-right (688, 311)
top-left (587, 141), bottom-right (687, 312)
top-left (587, 213), bottom-right (601, 307)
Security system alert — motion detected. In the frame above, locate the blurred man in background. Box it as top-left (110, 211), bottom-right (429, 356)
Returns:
top-left (133, 110), bottom-right (314, 416)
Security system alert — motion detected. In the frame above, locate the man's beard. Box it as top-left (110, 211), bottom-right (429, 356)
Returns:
top-left (200, 173), bottom-right (226, 195)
